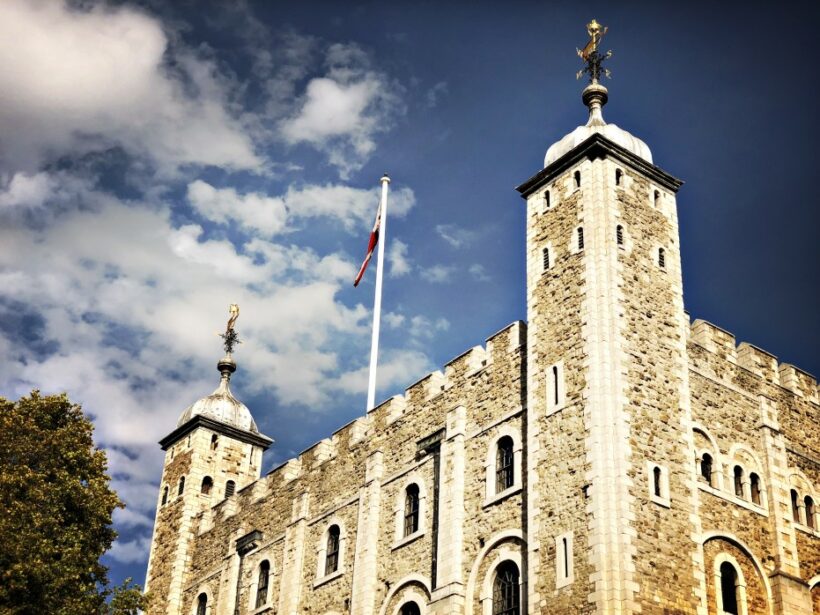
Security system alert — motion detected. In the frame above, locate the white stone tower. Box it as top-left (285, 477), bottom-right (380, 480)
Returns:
top-left (144, 313), bottom-right (272, 614)
top-left (517, 27), bottom-right (703, 611)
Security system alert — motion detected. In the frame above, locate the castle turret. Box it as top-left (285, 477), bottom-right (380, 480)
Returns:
top-left (517, 21), bottom-right (702, 613)
top-left (145, 307), bottom-right (272, 615)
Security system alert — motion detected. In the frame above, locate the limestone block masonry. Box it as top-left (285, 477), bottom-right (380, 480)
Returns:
top-left (145, 87), bottom-right (818, 614)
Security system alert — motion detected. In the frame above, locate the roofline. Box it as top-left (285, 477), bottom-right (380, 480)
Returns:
top-left (515, 132), bottom-right (684, 197)
top-left (159, 415), bottom-right (274, 450)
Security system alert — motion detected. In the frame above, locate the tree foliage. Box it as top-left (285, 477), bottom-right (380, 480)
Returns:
top-left (0, 391), bottom-right (150, 614)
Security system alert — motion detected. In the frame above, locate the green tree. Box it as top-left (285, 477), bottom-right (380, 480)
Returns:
top-left (0, 391), bottom-right (150, 614)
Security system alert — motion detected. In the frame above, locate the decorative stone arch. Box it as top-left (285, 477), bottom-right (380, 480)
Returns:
top-left (727, 444), bottom-right (767, 506)
top-left (484, 425), bottom-right (523, 503)
top-left (393, 474), bottom-right (428, 545)
top-left (315, 516), bottom-right (348, 580)
top-left (809, 575), bottom-right (820, 614)
top-left (376, 574), bottom-right (431, 615)
top-left (189, 582), bottom-right (214, 615)
top-left (464, 529), bottom-right (526, 615)
top-left (701, 532), bottom-right (774, 615)
top-left (787, 468), bottom-right (818, 527)
top-left (247, 550), bottom-right (275, 610)
top-left (692, 423), bottom-right (722, 488)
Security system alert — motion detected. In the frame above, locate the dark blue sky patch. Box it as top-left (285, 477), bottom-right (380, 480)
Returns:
top-left (0, 298), bottom-right (59, 359)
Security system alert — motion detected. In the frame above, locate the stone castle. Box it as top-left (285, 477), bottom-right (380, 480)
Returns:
top-left (144, 43), bottom-right (820, 615)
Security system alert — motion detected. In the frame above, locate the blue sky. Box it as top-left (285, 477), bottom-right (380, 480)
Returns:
top-left (0, 0), bottom-right (817, 589)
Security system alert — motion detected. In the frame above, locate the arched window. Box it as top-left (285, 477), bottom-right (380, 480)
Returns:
top-left (161, 486), bottom-right (169, 506)
top-left (733, 466), bottom-right (744, 498)
top-left (542, 247), bottom-right (550, 271)
top-left (791, 489), bottom-right (800, 522)
top-left (574, 170), bottom-right (581, 189)
top-left (577, 227), bottom-right (584, 250)
top-left (805, 496), bottom-right (815, 529)
top-left (325, 525), bottom-right (340, 575)
top-left (400, 601), bottom-right (421, 615)
top-left (615, 168), bottom-right (623, 186)
top-left (653, 190), bottom-right (660, 207)
top-left (255, 560), bottom-right (270, 608)
top-left (211, 434), bottom-right (218, 450)
top-left (544, 190), bottom-right (551, 209)
top-left (201, 476), bottom-right (213, 495)
top-left (496, 436), bottom-right (515, 493)
top-left (719, 561), bottom-right (739, 615)
top-left (616, 225), bottom-right (624, 246)
top-left (749, 473), bottom-right (761, 505)
top-left (404, 484), bottom-right (420, 537)
top-left (196, 593), bottom-right (207, 615)
top-left (225, 480), bottom-right (236, 498)
top-left (700, 453), bottom-right (713, 486)
top-left (658, 247), bottom-right (666, 268)
top-left (178, 476), bottom-right (185, 496)
top-left (493, 560), bottom-right (520, 615)
top-left (653, 466), bottom-right (662, 498)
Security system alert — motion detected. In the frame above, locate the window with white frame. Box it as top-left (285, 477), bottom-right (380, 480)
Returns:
top-left (714, 554), bottom-right (748, 615)
top-left (403, 484), bottom-right (420, 537)
top-left (492, 560), bottom-right (521, 615)
top-left (545, 362), bottom-right (565, 414)
top-left (255, 560), bottom-right (270, 608)
top-left (394, 479), bottom-right (426, 546)
top-left (485, 430), bottom-right (522, 505)
top-left (555, 532), bottom-right (574, 588)
top-left (315, 521), bottom-right (346, 584)
top-left (647, 462), bottom-right (670, 507)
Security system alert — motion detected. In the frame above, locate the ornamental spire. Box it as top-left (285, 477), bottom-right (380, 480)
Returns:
top-left (217, 303), bottom-right (240, 376)
top-left (576, 19), bottom-right (612, 84)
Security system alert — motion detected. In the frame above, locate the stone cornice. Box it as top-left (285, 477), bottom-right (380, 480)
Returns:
top-left (515, 132), bottom-right (684, 197)
top-left (159, 415), bottom-right (273, 450)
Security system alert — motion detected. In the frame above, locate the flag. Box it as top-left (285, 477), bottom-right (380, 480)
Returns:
top-left (353, 201), bottom-right (382, 287)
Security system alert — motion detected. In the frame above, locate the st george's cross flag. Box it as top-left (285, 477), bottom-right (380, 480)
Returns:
top-left (353, 201), bottom-right (382, 287)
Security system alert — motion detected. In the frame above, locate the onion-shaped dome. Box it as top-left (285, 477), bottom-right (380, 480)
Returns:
top-left (177, 356), bottom-right (259, 433)
top-left (544, 83), bottom-right (652, 167)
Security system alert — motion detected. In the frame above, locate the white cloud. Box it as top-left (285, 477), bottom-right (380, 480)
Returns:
top-left (389, 239), bottom-right (412, 278)
top-left (187, 180), bottom-right (287, 236)
top-left (469, 263), bottom-right (491, 282)
top-left (0, 0), bottom-right (259, 173)
top-left (106, 535), bottom-right (152, 565)
top-left (420, 264), bottom-right (456, 283)
top-left (278, 43), bottom-right (404, 177)
top-left (435, 223), bottom-right (476, 249)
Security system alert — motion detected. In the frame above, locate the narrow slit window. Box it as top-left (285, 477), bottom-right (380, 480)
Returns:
top-left (615, 168), bottom-right (623, 185)
top-left (720, 561), bottom-right (739, 615)
top-left (403, 484), bottom-right (420, 537)
top-left (750, 473), bottom-right (761, 505)
top-left (700, 453), bottom-right (713, 486)
top-left (658, 247), bottom-right (666, 268)
top-left (211, 434), bottom-right (218, 450)
top-left (542, 247), bottom-right (550, 271)
top-left (653, 466), bottom-right (662, 497)
top-left (325, 525), bottom-right (340, 574)
top-left (178, 476), bottom-right (185, 496)
top-left (544, 190), bottom-right (551, 209)
top-left (653, 190), bottom-right (661, 207)
top-left (805, 496), bottom-right (815, 529)
top-left (161, 486), bottom-right (168, 506)
top-left (616, 225), bottom-right (624, 246)
top-left (574, 170), bottom-right (581, 189)
top-left (555, 532), bottom-right (573, 587)
top-left (562, 537), bottom-right (569, 578)
top-left (791, 489), bottom-right (800, 522)
top-left (733, 466), bottom-right (744, 498)
top-left (552, 365), bottom-right (559, 406)
top-left (577, 227), bottom-right (584, 251)
top-left (255, 560), bottom-right (270, 608)
top-left (201, 476), bottom-right (213, 495)
top-left (225, 480), bottom-right (236, 498)
top-left (495, 436), bottom-right (515, 493)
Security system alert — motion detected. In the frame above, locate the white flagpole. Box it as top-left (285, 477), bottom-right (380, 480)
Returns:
top-left (366, 174), bottom-right (390, 411)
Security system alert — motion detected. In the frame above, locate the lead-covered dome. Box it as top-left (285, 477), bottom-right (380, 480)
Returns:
top-left (545, 83), bottom-right (652, 167)
top-left (177, 357), bottom-right (259, 433)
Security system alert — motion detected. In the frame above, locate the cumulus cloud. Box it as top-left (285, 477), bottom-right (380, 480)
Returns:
top-left (435, 223), bottom-right (476, 249)
top-left (420, 264), bottom-right (456, 283)
top-left (106, 535), bottom-right (153, 564)
top-left (389, 239), bottom-right (412, 278)
top-left (187, 180), bottom-right (288, 236)
top-left (279, 43), bottom-right (404, 177)
top-left (0, 0), bottom-right (260, 173)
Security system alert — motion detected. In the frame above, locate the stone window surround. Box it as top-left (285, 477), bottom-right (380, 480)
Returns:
top-left (569, 224), bottom-right (584, 255)
top-left (247, 556), bottom-right (274, 613)
top-left (478, 548), bottom-right (524, 615)
top-left (391, 590), bottom-right (430, 615)
top-left (646, 461), bottom-right (671, 508)
top-left (545, 360), bottom-right (566, 416)
top-left (693, 445), bottom-right (769, 514)
top-left (541, 241), bottom-right (554, 273)
top-left (483, 426), bottom-right (523, 507)
top-left (314, 518), bottom-right (347, 588)
top-left (392, 475), bottom-right (428, 549)
top-left (788, 472), bottom-right (819, 531)
top-left (713, 552), bottom-right (749, 615)
top-left (189, 584), bottom-right (213, 615)
top-left (555, 531), bottom-right (574, 589)
top-left (698, 482), bottom-right (769, 518)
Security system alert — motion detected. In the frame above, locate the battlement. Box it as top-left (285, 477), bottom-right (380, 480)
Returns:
top-left (688, 318), bottom-right (817, 402)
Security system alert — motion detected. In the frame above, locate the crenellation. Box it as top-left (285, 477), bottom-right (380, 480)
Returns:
top-left (691, 318), bottom-right (737, 362)
top-left (779, 364), bottom-right (818, 402)
top-left (737, 342), bottom-right (779, 383)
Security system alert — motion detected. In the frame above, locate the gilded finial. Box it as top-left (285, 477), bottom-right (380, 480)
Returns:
top-left (220, 303), bottom-right (241, 355)
top-left (576, 19), bottom-right (612, 83)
